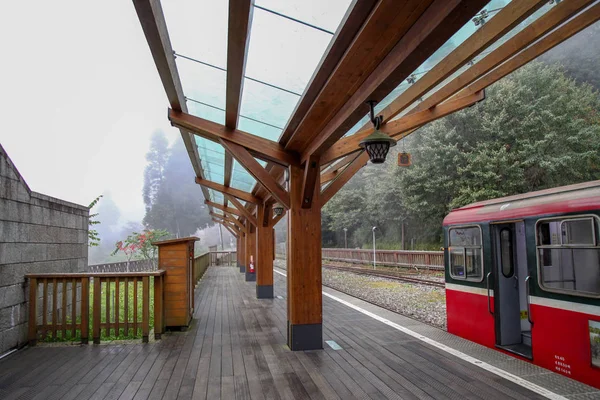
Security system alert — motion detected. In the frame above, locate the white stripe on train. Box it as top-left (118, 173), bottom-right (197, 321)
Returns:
top-left (446, 283), bottom-right (600, 316)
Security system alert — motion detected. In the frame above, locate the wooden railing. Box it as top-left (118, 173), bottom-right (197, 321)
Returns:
top-left (88, 259), bottom-right (155, 273)
top-left (322, 248), bottom-right (444, 270)
top-left (210, 251), bottom-right (237, 266)
top-left (26, 271), bottom-right (165, 345)
top-left (193, 252), bottom-right (210, 284)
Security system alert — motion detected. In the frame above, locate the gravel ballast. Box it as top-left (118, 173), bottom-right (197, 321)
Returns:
top-left (274, 259), bottom-right (447, 330)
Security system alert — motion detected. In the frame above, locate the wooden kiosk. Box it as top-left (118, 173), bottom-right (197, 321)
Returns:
top-left (153, 237), bottom-right (199, 328)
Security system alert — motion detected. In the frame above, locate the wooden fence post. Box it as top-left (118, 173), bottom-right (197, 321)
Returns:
top-left (153, 275), bottom-right (164, 340)
top-left (142, 276), bottom-right (150, 343)
top-left (81, 277), bottom-right (89, 344)
top-left (93, 277), bottom-right (101, 344)
top-left (28, 278), bottom-right (37, 345)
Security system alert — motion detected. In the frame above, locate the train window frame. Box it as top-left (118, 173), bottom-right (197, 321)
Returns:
top-left (535, 215), bottom-right (600, 299)
top-left (448, 225), bottom-right (484, 282)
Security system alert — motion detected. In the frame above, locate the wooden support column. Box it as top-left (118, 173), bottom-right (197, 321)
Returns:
top-left (287, 164), bottom-right (322, 350)
top-left (244, 223), bottom-right (256, 281)
top-left (256, 204), bottom-right (274, 298)
top-left (238, 228), bottom-right (246, 273)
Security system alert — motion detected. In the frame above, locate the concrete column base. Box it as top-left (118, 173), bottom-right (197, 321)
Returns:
top-left (287, 321), bottom-right (323, 351)
top-left (245, 271), bottom-right (256, 281)
top-left (256, 285), bottom-right (273, 299)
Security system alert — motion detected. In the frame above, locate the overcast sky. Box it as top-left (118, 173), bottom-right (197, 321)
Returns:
top-left (0, 0), bottom-right (176, 222)
top-left (0, 0), bottom-right (351, 224)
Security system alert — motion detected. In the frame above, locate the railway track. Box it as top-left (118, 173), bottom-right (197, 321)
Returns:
top-left (322, 264), bottom-right (446, 288)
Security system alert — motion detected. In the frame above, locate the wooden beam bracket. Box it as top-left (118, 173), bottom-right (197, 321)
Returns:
top-left (195, 177), bottom-right (262, 204)
top-left (301, 155), bottom-right (320, 209)
top-left (220, 139), bottom-right (291, 209)
top-left (225, 194), bottom-right (258, 227)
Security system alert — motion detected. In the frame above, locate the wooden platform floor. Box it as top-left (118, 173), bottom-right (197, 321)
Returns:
top-left (0, 267), bottom-right (556, 400)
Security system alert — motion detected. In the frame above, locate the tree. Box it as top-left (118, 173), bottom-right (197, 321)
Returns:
top-left (540, 22), bottom-right (600, 90)
top-left (87, 195), bottom-right (103, 247)
top-left (143, 131), bottom-right (169, 212)
top-left (398, 62), bottom-right (600, 242)
top-left (143, 139), bottom-right (212, 236)
top-left (112, 229), bottom-right (170, 269)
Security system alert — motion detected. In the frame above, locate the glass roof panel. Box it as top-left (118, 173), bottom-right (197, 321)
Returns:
top-left (245, 6), bottom-right (336, 95)
top-left (238, 116), bottom-right (283, 142)
top-left (231, 160), bottom-right (256, 192)
top-left (177, 58), bottom-right (226, 122)
top-left (162, 0), bottom-right (228, 67)
top-left (239, 3), bottom-right (350, 138)
top-left (209, 189), bottom-right (225, 205)
top-left (238, 76), bottom-right (301, 141)
top-left (255, 0), bottom-right (353, 34)
top-left (196, 137), bottom-right (225, 185)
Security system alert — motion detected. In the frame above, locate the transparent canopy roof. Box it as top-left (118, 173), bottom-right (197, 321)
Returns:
top-left (162, 0), bottom-right (572, 208)
top-left (163, 0), bottom-right (352, 205)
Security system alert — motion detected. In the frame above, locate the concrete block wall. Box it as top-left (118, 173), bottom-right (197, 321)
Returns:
top-left (0, 144), bottom-right (89, 354)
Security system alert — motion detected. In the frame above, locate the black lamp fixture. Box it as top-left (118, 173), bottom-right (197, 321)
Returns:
top-left (273, 203), bottom-right (284, 216)
top-left (359, 100), bottom-right (396, 164)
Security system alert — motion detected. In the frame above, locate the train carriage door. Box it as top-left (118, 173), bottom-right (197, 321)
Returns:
top-left (493, 222), bottom-right (532, 358)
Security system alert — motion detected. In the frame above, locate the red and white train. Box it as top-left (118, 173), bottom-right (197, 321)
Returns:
top-left (444, 180), bottom-right (600, 389)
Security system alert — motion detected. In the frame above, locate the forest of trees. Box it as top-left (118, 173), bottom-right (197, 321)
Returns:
top-left (143, 132), bottom-right (212, 237)
top-left (322, 56), bottom-right (600, 249)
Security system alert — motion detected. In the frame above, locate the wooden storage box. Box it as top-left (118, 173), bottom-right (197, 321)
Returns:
top-left (153, 237), bottom-right (199, 328)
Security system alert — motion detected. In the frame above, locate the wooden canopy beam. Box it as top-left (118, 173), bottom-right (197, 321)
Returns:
top-left (225, 194), bottom-right (258, 227)
top-left (374, 0), bottom-right (547, 125)
top-left (321, 159), bottom-right (352, 184)
top-left (460, 2), bottom-right (600, 98)
top-left (283, 0), bottom-right (436, 152)
top-left (321, 152), bottom-right (370, 206)
top-left (321, 152), bottom-right (358, 172)
top-left (133, 0), bottom-right (212, 207)
top-left (169, 110), bottom-right (299, 167)
top-left (297, 0), bottom-right (487, 163)
top-left (321, 90), bottom-right (484, 165)
top-left (204, 200), bottom-right (242, 217)
top-left (195, 177), bottom-right (262, 204)
top-left (260, 168), bottom-right (287, 206)
top-left (225, 0), bottom-right (253, 129)
top-left (212, 218), bottom-right (240, 237)
top-left (211, 212), bottom-right (248, 234)
top-left (221, 222), bottom-right (239, 239)
top-left (220, 139), bottom-right (291, 210)
top-left (224, 0), bottom-right (253, 186)
top-left (224, 153), bottom-right (233, 188)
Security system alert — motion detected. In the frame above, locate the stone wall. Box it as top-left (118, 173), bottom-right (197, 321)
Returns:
top-left (0, 144), bottom-right (89, 354)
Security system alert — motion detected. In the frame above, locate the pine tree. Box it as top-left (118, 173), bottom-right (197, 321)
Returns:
top-left (142, 131), bottom-right (169, 212)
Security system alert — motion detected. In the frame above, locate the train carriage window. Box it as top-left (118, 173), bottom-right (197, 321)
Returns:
top-left (537, 216), bottom-right (600, 298)
top-left (449, 226), bottom-right (483, 281)
top-left (500, 229), bottom-right (514, 277)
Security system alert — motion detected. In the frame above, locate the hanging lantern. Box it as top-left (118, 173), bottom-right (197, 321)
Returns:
top-left (398, 152), bottom-right (412, 167)
top-left (273, 203), bottom-right (284, 216)
top-left (359, 100), bottom-right (396, 164)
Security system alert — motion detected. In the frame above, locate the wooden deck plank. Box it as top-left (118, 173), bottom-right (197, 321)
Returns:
top-left (0, 267), bottom-right (559, 400)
